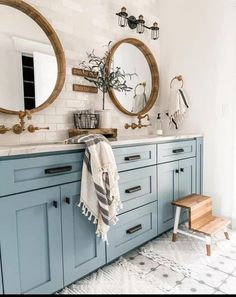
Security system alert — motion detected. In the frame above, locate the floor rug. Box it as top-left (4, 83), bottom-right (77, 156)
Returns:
top-left (59, 227), bottom-right (236, 295)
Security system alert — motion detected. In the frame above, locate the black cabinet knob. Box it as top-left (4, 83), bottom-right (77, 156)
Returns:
top-left (175, 169), bottom-right (179, 174)
top-left (65, 197), bottom-right (71, 205)
top-left (180, 168), bottom-right (184, 172)
top-left (52, 201), bottom-right (58, 208)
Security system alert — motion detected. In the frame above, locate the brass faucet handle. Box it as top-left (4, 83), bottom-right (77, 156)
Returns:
top-left (12, 124), bottom-right (23, 135)
top-left (28, 125), bottom-right (50, 133)
top-left (0, 125), bottom-right (11, 134)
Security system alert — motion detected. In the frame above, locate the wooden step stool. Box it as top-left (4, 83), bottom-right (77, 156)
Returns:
top-left (172, 194), bottom-right (231, 256)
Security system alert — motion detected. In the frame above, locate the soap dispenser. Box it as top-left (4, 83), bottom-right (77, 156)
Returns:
top-left (156, 113), bottom-right (163, 136)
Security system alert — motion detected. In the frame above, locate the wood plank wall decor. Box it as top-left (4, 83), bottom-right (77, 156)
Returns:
top-left (73, 84), bottom-right (98, 94)
top-left (72, 68), bottom-right (98, 78)
top-left (72, 67), bottom-right (98, 93)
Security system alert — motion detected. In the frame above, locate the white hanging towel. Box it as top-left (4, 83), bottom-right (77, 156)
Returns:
top-left (168, 87), bottom-right (190, 129)
top-left (131, 93), bottom-right (147, 113)
top-left (64, 134), bottom-right (122, 243)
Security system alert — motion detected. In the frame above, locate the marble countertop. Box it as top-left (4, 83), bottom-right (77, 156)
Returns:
top-left (0, 133), bottom-right (203, 158)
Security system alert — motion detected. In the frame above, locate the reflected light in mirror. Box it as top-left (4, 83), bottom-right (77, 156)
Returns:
top-left (111, 43), bottom-right (152, 113)
top-left (0, 5), bottom-right (57, 112)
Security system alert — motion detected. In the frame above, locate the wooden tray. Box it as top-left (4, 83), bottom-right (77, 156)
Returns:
top-left (68, 128), bottom-right (118, 140)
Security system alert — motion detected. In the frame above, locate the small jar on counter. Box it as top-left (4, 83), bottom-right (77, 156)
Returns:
top-left (156, 113), bottom-right (163, 136)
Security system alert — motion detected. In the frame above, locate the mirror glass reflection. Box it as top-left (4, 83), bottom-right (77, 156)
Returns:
top-left (0, 5), bottom-right (57, 112)
top-left (111, 43), bottom-right (152, 114)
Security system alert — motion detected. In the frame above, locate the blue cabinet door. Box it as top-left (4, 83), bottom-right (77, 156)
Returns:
top-left (157, 161), bottom-right (179, 234)
top-left (158, 158), bottom-right (197, 234)
top-left (0, 187), bottom-right (63, 294)
top-left (0, 257), bottom-right (3, 294)
top-left (61, 182), bottom-right (106, 287)
top-left (178, 158), bottom-right (196, 198)
top-left (178, 158), bottom-right (196, 222)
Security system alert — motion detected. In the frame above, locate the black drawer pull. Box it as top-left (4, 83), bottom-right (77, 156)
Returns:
top-left (126, 224), bottom-right (142, 234)
top-left (175, 169), bottom-right (179, 174)
top-left (125, 186), bottom-right (142, 194)
top-left (180, 168), bottom-right (184, 172)
top-left (172, 148), bottom-right (184, 154)
top-left (45, 166), bottom-right (72, 175)
top-left (65, 197), bottom-right (71, 204)
top-left (124, 155), bottom-right (141, 161)
top-left (52, 201), bottom-right (58, 208)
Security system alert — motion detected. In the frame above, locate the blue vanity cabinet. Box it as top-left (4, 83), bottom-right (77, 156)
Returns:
top-left (0, 187), bottom-right (63, 295)
top-left (0, 137), bottom-right (203, 294)
top-left (118, 166), bottom-right (157, 214)
top-left (157, 157), bottom-right (196, 234)
top-left (157, 161), bottom-right (179, 234)
top-left (178, 158), bottom-right (196, 199)
top-left (61, 182), bottom-right (106, 287)
top-left (106, 201), bottom-right (158, 263)
top-left (0, 258), bottom-right (3, 294)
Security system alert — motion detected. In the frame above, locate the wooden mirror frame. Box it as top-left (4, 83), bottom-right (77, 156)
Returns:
top-left (0, 0), bottom-right (66, 115)
top-left (107, 38), bottom-right (160, 116)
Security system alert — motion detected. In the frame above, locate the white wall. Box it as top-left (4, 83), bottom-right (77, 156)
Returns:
top-left (158, 0), bottom-right (236, 219)
top-left (0, 0), bottom-right (160, 144)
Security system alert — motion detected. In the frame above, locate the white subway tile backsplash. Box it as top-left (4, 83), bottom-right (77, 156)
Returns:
top-left (20, 132), bottom-right (46, 144)
top-left (0, 0), bottom-right (160, 144)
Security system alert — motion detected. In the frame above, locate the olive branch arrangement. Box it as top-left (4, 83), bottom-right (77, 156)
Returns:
top-left (79, 41), bottom-right (136, 110)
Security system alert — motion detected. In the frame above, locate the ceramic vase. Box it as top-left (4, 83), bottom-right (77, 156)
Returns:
top-left (98, 109), bottom-right (112, 128)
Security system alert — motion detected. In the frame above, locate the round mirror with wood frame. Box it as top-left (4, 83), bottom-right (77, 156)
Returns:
top-left (0, 0), bottom-right (66, 115)
top-left (107, 38), bottom-right (159, 116)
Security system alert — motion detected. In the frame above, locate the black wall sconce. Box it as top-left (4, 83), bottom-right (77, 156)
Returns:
top-left (116, 7), bottom-right (159, 40)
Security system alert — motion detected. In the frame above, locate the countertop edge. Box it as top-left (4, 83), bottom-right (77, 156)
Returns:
top-left (0, 134), bottom-right (203, 158)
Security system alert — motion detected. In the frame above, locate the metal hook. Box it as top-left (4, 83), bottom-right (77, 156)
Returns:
top-left (134, 82), bottom-right (146, 96)
top-left (170, 75), bottom-right (184, 88)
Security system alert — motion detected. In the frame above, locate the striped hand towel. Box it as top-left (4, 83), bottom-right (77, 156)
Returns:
top-left (65, 134), bottom-right (122, 243)
top-left (168, 88), bottom-right (190, 129)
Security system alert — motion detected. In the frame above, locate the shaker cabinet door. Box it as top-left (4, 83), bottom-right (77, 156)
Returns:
top-left (0, 256), bottom-right (3, 294)
top-left (178, 158), bottom-right (196, 198)
top-left (61, 182), bottom-right (106, 287)
top-left (157, 161), bottom-right (179, 234)
top-left (158, 158), bottom-right (197, 234)
top-left (178, 157), bottom-right (196, 223)
top-left (0, 187), bottom-right (63, 295)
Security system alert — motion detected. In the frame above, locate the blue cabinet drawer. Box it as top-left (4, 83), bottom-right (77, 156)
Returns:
top-left (157, 140), bottom-right (196, 164)
top-left (106, 202), bottom-right (158, 262)
top-left (113, 144), bottom-right (156, 171)
top-left (0, 152), bottom-right (84, 197)
top-left (119, 166), bottom-right (157, 214)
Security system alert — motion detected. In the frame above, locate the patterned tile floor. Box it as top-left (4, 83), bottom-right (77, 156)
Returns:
top-left (60, 226), bottom-right (236, 295)
top-left (120, 226), bottom-right (236, 295)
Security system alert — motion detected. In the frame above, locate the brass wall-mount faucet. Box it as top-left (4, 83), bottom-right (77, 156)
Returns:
top-left (125, 114), bottom-right (151, 129)
top-left (0, 110), bottom-right (50, 134)
top-left (12, 110), bottom-right (32, 134)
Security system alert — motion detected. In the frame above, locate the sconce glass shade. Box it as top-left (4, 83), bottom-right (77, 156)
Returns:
top-left (118, 7), bottom-right (128, 27)
top-left (137, 15), bottom-right (145, 34)
top-left (151, 22), bottom-right (159, 40)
